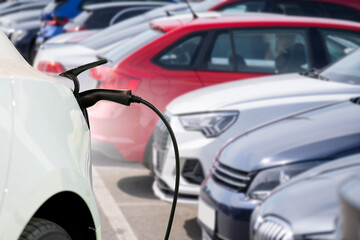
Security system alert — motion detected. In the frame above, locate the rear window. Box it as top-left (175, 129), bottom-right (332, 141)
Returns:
top-left (321, 2), bottom-right (360, 22)
top-left (79, 0), bottom-right (163, 9)
top-left (272, 0), bottom-right (326, 17)
top-left (216, 1), bottom-right (265, 13)
top-left (103, 28), bottom-right (164, 64)
top-left (85, 8), bottom-right (128, 29)
top-left (80, 15), bottom-right (147, 50)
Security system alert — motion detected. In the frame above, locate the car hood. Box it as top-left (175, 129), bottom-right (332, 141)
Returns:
top-left (0, 31), bottom-right (58, 83)
top-left (167, 74), bottom-right (360, 115)
top-left (218, 100), bottom-right (360, 172)
top-left (258, 154), bottom-right (360, 236)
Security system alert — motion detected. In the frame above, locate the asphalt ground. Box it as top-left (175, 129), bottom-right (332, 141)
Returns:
top-left (91, 146), bottom-right (202, 240)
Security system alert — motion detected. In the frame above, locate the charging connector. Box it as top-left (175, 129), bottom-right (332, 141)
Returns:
top-left (60, 60), bottom-right (180, 240)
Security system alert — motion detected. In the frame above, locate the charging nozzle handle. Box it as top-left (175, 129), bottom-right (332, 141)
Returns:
top-left (79, 89), bottom-right (132, 109)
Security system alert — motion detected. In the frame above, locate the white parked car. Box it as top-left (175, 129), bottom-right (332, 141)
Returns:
top-left (152, 48), bottom-right (360, 203)
top-left (0, 32), bottom-right (101, 239)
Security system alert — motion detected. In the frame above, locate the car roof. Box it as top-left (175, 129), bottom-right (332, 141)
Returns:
top-left (83, 1), bottom-right (167, 11)
top-left (151, 12), bottom-right (360, 33)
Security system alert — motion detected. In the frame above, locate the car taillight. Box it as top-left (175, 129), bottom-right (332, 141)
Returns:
top-left (45, 16), bottom-right (69, 26)
top-left (66, 26), bottom-right (88, 33)
top-left (90, 65), bottom-right (112, 82)
top-left (37, 61), bottom-right (66, 74)
top-left (105, 70), bottom-right (140, 92)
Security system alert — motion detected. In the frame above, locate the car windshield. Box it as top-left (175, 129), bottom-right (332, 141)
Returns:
top-left (320, 48), bottom-right (360, 85)
top-left (103, 28), bottom-right (164, 64)
top-left (80, 14), bottom-right (147, 49)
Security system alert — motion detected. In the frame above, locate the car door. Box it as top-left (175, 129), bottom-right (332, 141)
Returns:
top-left (196, 28), bottom-right (312, 86)
top-left (0, 78), bottom-right (13, 214)
top-left (150, 31), bottom-right (207, 102)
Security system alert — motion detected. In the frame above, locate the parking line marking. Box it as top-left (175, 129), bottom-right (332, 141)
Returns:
top-left (92, 167), bottom-right (138, 240)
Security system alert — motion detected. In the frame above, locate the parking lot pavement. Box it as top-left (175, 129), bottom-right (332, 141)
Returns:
top-left (91, 148), bottom-right (202, 240)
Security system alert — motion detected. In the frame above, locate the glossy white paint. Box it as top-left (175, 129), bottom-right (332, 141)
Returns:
top-left (0, 32), bottom-right (101, 238)
top-left (153, 73), bottom-right (360, 203)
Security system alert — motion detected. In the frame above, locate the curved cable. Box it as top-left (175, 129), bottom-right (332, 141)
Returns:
top-left (131, 95), bottom-right (179, 240)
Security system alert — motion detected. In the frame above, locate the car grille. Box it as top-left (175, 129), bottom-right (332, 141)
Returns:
top-left (153, 114), bottom-right (171, 173)
top-left (254, 217), bottom-right (293, 240)
top-left (211, 161), bottom-right (251, 192)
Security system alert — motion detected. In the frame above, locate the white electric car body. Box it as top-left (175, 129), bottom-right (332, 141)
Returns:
top-left (152, 49), bottom-right (360, 203)
top-left (0, 32), bottom-right (101, 239)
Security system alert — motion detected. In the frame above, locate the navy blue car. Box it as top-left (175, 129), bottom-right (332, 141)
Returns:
top-left (251, 153), bottom-right (360, 239)
top-left (197, 96), bottom-right (360, 240)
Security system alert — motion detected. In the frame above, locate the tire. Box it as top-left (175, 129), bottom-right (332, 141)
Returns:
top-left (19, 218), bottom-right (71, 240)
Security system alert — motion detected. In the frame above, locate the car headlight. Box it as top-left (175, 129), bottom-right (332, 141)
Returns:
top-left (11, 29), bottom-right (27, 43)
top-left (179, 111), bottom-right (238, 138)
top-left (247, 161), bottom-right (324, 200)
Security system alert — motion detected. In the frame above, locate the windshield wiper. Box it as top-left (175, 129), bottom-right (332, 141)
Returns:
top-left (300, 68), bottom-right (329, 81)
top-left (351, 96), bottom-right (360, 105)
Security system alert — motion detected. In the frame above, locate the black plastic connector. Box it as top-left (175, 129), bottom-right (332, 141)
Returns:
top-left (79, 89), bottom-right (132, 109)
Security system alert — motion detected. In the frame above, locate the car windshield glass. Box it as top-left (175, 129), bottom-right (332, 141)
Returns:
top-left (103, 28), bottom-right (163, 63)
top-left (80, 14), bottom-right (147, 49)
top-left (321, 48), bottom-right (360, 85)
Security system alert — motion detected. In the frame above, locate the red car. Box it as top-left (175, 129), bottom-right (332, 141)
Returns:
top-left (88, 13), bottom-right (360, 162)
top-left (193, 0), bottom-right (360, 22)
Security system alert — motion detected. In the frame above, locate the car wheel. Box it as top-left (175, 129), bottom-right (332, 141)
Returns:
top-left (19, 217), bottom-right (71, 240)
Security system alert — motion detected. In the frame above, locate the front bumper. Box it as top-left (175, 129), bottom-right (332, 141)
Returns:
top-left (152, 115), bottom-right (228, 202)
top-left (198, 176), bottom-right (259, 240)
top-left (88, 101), bottom-right (155, 162)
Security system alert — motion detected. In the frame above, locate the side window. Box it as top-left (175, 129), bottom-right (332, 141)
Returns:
top-left (86, 8), bottom-right (124, 29)
top-left (232, 29), bottom-right (310, 74)
top-left (272, 0), bottom-right (325, 18)
top-left (154, 33), bottom-right (205, 69)
top-left (320, 29), bottom-right (360, 63)
top-left (321, 3), bottom-right (360, 22)
top-left (217, 1), bottom-right (265, 13)
top-left (201, 31), bottom-right (234, 71)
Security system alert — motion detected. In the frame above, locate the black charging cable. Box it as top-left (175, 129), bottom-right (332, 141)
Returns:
top-left (80, 90), bottom-right (180, 240)
top-left (60, 60), bottom-right (180, 240)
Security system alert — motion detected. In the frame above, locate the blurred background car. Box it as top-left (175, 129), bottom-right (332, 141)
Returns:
top-left (62, 1), bottom-right (167, 33)
top-left (0, 0), bottom-right (49, 16)
top-left (151, 40), bottom-right (360, 202)
top-left (0, 8), bottom-right (41, 37)
top-left (0, 31), bottom-right (100, 239)
top-left (34, 0), bottom-right (181, 54)
top-left (338, 172), bottom-right (360, 240)
top-left (182, 0), bottom-right (360, 22)
top-left (250, 152), bottom-right (360, 240)
top-left (86, 13), bottom-right (360, 167)
top-left (197, 97), bottom-right (360, 240)
top-left (33, 3), bottom-right (193, 92)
